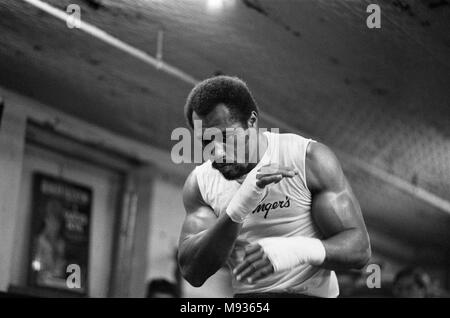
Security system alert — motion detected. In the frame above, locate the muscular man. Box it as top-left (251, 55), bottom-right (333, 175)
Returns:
top-left (178, 76), bottom-right (371, 297)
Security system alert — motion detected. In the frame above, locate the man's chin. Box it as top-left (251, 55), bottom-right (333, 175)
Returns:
top-left (221, 172), bottom-right (242, 180)
top-left (218, 169), bottom-right (241, 180)
top-left (213, 162), bottom-right (256, 180)
top-left (214, 165), bottom-right (244, 180)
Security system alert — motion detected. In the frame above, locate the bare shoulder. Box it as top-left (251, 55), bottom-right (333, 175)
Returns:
top-left (179, 170), bottom-right (217, 245)
top-left (182, 169), bottom-right (203, 212)
top-left (183, 168), bottom-right (214, 216)
top-left (305, 142), bottom-right (345, 192)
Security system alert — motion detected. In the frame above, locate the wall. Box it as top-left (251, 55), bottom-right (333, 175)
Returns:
top-left (0, 103), bottom-right (26, 291)
top-left (0, 87), bottom-right (231, 297)
top-left (8, 145), bottom-right (122, 297)
top-left (0, 88), bottom-right (147, 296)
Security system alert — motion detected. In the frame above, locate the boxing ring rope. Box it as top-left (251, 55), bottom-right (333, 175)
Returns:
top-left (21, 0), bottom-right (450, 215)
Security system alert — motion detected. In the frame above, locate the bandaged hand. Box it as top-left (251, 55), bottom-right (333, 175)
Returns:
top-left (257, 236), bottom-right (326, 272)
top-left (233, 237), bottom-right (326, 284)
top-left (226, 165), bottom-right (298, 223)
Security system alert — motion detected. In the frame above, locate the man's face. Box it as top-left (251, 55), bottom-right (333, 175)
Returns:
top-left (193, 104), bottom-right (257, 180)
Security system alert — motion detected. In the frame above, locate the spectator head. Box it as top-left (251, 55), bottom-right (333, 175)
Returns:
top-left (146, 279), bottom-right (178, 298)
top-left (392, 267), bottom-right (430, 298)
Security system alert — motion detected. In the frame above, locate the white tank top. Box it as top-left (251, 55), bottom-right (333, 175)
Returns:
top-left (194, 132), bottom-right (339, 297)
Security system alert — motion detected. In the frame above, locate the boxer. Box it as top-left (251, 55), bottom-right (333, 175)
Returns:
top-left (178, 76), bottom-right (371, 297)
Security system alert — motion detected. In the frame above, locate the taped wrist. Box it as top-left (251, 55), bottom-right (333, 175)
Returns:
top-left (226, 172), bottom-right (268, 223)
top-left (257, 236), bottom-right (326, 272)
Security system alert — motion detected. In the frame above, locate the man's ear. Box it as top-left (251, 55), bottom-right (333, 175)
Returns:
top-left (247, 111), bottom-right (258, 128)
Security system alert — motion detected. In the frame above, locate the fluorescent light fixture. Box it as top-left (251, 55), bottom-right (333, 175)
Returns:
top-left (206, 0), bottom-right (236, 12)
top-left (207, 0), bottom-right (224, 11)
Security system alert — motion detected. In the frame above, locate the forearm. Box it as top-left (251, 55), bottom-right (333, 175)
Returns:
top-left (179, 214), bottom-right (242, 287)
top-left (321, 228), bottom-right (371, 270)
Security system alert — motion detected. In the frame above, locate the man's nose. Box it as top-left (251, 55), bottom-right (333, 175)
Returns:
top-left (211, 141), bottom-right (226, 162)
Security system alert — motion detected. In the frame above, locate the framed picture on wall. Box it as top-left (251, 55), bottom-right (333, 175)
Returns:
top-left (28, 172), bottom-right (92, 295)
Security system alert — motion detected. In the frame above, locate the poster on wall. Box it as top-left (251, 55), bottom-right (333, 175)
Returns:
top-left (28, 172), bottom-right (92, 295)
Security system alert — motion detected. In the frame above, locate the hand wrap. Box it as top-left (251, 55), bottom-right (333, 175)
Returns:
top-left (257, 236), bottom-right (326, 272)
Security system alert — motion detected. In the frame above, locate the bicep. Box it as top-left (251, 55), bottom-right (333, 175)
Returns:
top-left (312, 183), bottom-right (364, 238)
top-left (307, 143), bottom-right (366, 238)
top-left (179, 205), bottom-right (217, 244)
